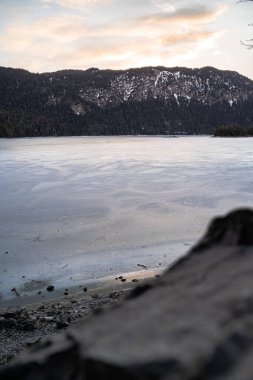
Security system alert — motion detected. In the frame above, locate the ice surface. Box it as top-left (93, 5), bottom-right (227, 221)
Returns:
top-left (1, 136), bottom-right (253, 302)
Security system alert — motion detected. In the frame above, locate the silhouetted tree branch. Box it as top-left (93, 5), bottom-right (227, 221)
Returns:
top-left (238, 0), bottom-right (253, 48)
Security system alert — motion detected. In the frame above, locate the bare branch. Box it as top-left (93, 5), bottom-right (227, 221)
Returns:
top-left (238, 0), bottom-right (252, 48)
top-left (241, 40), bottom-right (253, 49)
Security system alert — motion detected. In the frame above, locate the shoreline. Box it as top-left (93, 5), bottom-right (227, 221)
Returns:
top-left (0, 270), bottom-right (161, 368)
top-left (0, 248), bottom-right (188, 367)
top-left (1, 239), bottom-right (191, 308)
top-left (0, 267), bottom-right (163, 308)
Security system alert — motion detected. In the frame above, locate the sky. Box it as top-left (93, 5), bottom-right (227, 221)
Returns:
top-left (0, 0), bottom-right (252, 79)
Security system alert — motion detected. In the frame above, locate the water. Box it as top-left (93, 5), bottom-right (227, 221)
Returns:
top-left (1, 136), bottom-right (253, 302)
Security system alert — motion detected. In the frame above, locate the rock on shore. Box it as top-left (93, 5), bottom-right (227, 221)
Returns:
top-left (1, 208), bottom-right (253, 380)
top-left (0, 290), bottom-right (127, 367)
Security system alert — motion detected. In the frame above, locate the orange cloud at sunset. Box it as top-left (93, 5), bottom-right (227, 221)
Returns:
top-left (160, 30), bottom-right (219, 45)
top-left (0, 4), bottom-right (225, 71)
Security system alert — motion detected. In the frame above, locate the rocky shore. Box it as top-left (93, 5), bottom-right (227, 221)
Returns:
top-left (0, 264), bottom-right (161, 368)
top-left (1, 208), bottom-right (253, 380)
top-left (0, 288), bottom-right (129, 367)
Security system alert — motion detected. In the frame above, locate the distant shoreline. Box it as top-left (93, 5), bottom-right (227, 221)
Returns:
top-left (0, 134), bottom-right (211, 140)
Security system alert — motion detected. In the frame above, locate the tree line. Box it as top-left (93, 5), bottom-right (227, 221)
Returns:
top-left (1, 66), bottom-right (253, 138)
top-left (214, 124), bottom-right (253, 136)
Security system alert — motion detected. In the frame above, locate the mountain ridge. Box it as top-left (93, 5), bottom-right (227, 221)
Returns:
top-left (0, 65), bottom-right (253, 137)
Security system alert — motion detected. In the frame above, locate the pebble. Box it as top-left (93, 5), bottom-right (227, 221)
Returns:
top-left (22, 323), bottom-right (35, 332)
top-left (3, 307), bottom-right (20, 318)
top-left (43, 316), bottom-right (54, 322)
top-left (0, 317), bottom-right (17, 329)
top-left (26, 338), bottom-right (41, 347)
top-left (0, 288), bottom-right (129, 366)
top-left (110, 292), bottom-right (119, 299)
top-left (56, 320), bottom-right (69, 329)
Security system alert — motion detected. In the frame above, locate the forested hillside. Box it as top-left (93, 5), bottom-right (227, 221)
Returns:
top-left (1, 66), bottom-right (253, 137)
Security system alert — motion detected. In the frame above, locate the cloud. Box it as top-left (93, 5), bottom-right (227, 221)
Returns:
top-left (150, 0), bottom-right (175, 12)
top-left (140, 4), bottom-right (228, 26)
top-left (0, 1), bottom-right (228, 72)
top-left (62, 30), bottom-right (221, 70)
top-left (1, 14), bottom-right (89, 48)
top-left (42, 0), bottom-right (108, 8)
top-left (160, 30), bottom-right (218, 45)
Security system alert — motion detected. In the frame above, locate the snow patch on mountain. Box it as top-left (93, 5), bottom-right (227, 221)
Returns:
top-left (43, 67), bottom-right (253, 111)
top-left (71, 104), bottom-right (85, 115)
top-left (174, 94), bottom-right (180, 106)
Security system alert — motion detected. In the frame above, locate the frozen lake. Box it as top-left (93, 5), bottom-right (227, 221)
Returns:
top-left (1, 136), bottom-right (253, 303)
